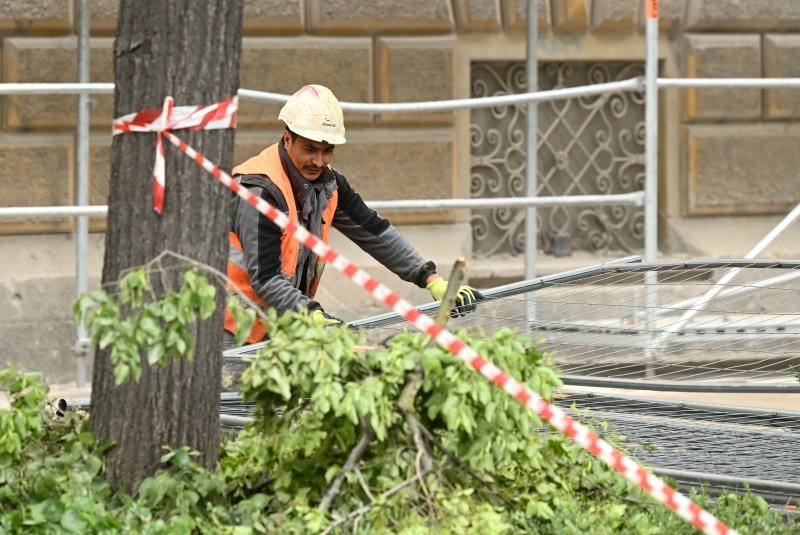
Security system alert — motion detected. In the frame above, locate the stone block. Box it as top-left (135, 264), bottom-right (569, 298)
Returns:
top-left (238, 37), bottom-right (372, 128)
top-left (307, 0), bottom-right (454, 34)
top-left (376, 37), bottom-right (454, 125)
top-left (685, 0), bottom-right (800, 31)
top-left (243, 0), bottom-right (303, 35)
top-left (763, 34), bottom-right (800, 120)
top-left (591, 0), bottom-right (638, 33)
top-left (88, 0), bottom-right (118, 34)
top-left (3, 37), bottom-right (114, 130)
top-left (0, 0), bottom-right (72, 33)
top-left (0, 276), bottom-right (84, 384)
top-left (502, 0), bottom-right (550, 32)
top-left (684, 124), bottom-right (800, 215)
top-left (234, 129), bottom-right (456, 224)
top-left (0, 133), bottom-right (73, 235)
top-left (681, 34), bottom-right (761, 122)
top-left (453, 0), bottom-right (502, 32)
top-left (332, 128), bottom-right (456, 224)
top-left (553, 0), bottom-right (589, 33)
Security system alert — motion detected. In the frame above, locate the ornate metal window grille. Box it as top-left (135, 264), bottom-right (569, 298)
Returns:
top-left (470, 61), bottom-right (645, 258)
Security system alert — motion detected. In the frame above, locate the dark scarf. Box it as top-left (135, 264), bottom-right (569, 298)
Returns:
top-left (278, 139), bottom-right (338, 293)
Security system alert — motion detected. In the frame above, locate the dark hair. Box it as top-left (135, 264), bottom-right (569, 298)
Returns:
top-left (285, 127), bottom-right (298, 142)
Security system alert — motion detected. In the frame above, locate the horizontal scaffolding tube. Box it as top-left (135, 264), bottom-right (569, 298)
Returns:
top-left (0, 82), bottom-right (114, 95)
top-left (368, 192), bottom-right (643, 211)
top-left (658, 77), bottom-right (800, 88)
top-left (3, 76), bottom-right (800, 104)
top-left (242, 78), bottom-right (643, 113)
top-left (0, 193), bottom-right (643, 220)
top-left (0, 206), bottom-right (108, 219)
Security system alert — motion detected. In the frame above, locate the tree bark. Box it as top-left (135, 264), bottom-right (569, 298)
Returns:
top-left (90, 0), bottom-right (243, 491)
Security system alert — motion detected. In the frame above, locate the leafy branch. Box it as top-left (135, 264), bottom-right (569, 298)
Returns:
top-left (73, 268), bottom-right (218, 385)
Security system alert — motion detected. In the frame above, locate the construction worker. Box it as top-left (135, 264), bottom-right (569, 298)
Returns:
top-left (223, 84), bottom-right (482, 348)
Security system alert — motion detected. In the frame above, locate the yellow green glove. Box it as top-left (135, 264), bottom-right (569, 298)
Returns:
top-left (426, 278), bottom-right (485, 318)
top-left (311, 309), bottom-right (344, 328)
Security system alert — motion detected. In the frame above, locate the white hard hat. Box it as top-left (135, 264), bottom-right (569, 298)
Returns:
top-left (278, 84), bottom-right (346, 145)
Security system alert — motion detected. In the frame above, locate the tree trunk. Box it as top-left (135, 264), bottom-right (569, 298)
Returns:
top-left (90, 0), bottom-right (243, 491)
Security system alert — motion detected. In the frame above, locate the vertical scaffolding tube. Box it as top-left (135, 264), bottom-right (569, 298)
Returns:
top-left (525, 0), bottom-right (539, 326)
top-left (644, 0), bottom-right (659, 376)
top-left (75, 0), bottom-right (90, 388)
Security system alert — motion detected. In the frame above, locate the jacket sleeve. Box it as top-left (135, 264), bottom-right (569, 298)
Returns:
top-left (232, 176), bottom-right (322, 314)
top-left (330, 169), bottom-right (437, 288)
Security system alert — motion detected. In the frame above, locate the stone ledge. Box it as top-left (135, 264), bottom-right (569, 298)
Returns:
top-left (664, 215), bottom-right (800, 259)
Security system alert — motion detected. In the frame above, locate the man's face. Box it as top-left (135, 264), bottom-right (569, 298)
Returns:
top-left (283, 131), bottom-right (335, 181)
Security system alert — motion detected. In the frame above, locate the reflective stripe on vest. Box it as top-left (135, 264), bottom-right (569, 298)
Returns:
top-left (224, 143), bottom-right (338, 343)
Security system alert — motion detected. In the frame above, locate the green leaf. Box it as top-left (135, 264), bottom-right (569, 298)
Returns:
top-left (60, 508), bottom-right (85, 533)
top-left (114, 364), bottom-right (130, 386)
top-left (147, 342), bottom-right (166, 366)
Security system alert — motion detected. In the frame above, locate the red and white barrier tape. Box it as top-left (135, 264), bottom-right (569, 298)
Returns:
top-left (148, 129), bottom-right (736, 535)
top-left (112, 96), bottom-right (238, 213)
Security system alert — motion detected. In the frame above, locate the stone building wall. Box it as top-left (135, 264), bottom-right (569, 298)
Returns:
top-left (2, 0), bottom-right (800, 383)
top-left (3, 0), bottom-right (800, 235)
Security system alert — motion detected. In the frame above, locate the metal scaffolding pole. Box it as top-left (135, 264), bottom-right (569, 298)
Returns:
top-left (643, 0), bottom-right (659, 377)
top-left (525, 0), bottom-right (538, 282)
top-left (74, 0), bottom-right (91, 388)
top-left (525, 0), bottom-right (539, 328)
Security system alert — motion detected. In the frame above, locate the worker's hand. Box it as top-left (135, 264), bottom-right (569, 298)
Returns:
top-left (311, 309), bottom-right (344, 329)
top-left (426, 278), bottom-right (485, 318)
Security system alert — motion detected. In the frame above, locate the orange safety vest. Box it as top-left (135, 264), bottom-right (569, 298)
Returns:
top-left (224, 143), bottom-right (338, 343)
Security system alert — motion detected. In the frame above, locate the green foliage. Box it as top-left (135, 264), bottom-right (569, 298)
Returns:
top-left (4, 291), bottom-right (799, 533)
top-left (73, 268), bottom-right (217, 385)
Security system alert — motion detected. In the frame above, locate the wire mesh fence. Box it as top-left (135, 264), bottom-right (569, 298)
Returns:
top-left (558, 391), bottom-right (800, 491)
top-left (353, 260), bottom-right (800, 392)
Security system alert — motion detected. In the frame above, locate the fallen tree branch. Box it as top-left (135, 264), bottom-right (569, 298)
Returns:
top-left (242, 474), bottom-right (275, 498)
top-left (399, 366), bottom-right (435, 517)
top-left (319, 424), bottom-right (375, 513)
top-left (416, 421), bottom-right (517, 509)
top-left (319, 472), bottom-right (430, 535)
